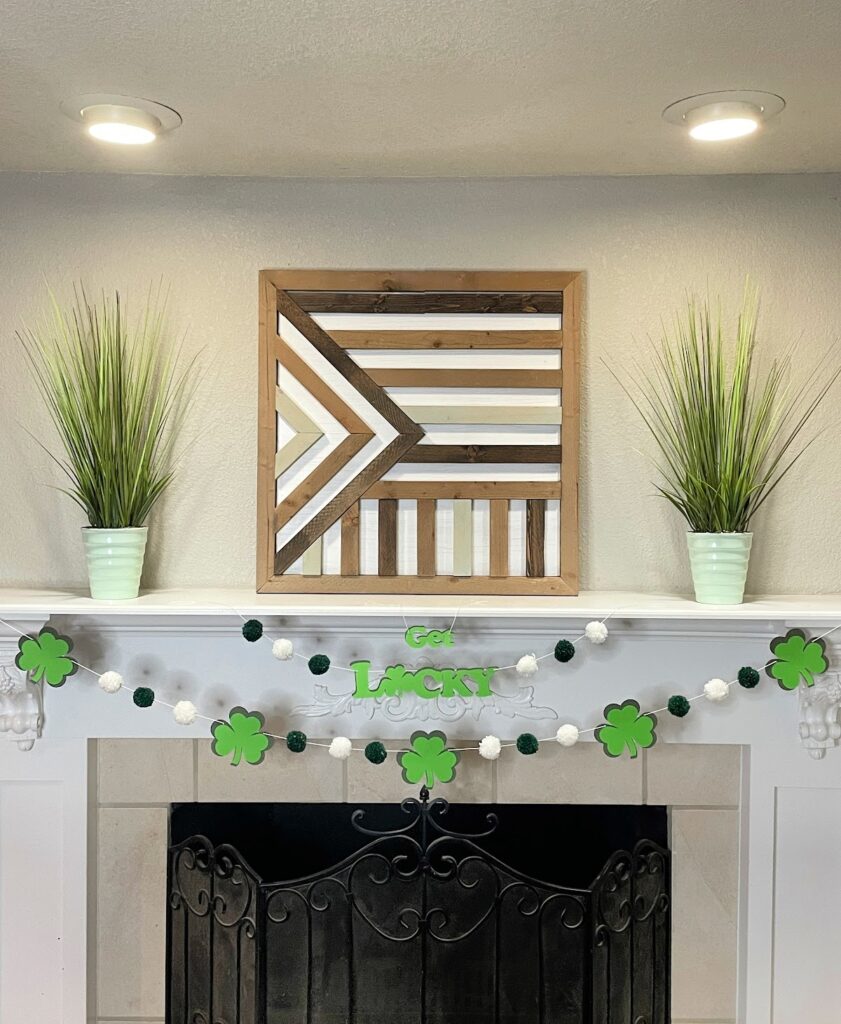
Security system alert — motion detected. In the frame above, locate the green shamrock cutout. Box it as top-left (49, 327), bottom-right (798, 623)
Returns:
top-left (596, 700), bottom-right (657, 759)
top-left (15, 626), bottom-right (77, 687)
top-left (398, 730), bottom-right (459, 789)
top-left (380, 664), bottom-right (413, 697)
top-left (766, 629), bottom-right (828, 691)
top-left (211, 707), bottom-right (272, 767)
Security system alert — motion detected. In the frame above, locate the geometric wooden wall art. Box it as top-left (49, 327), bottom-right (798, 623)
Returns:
top-left (257, 270), bottom-right (581, 594)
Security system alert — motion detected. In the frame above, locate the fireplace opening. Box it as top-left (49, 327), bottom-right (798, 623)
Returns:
top-left (168, 795), bottom-right (669, 1023)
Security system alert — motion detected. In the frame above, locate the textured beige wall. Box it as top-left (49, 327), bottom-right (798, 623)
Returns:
top-left (0, 170), bottom-right (839, 593)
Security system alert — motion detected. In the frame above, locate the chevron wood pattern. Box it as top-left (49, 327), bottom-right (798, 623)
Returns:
top-left (257, 270), bottom-right (581, 595)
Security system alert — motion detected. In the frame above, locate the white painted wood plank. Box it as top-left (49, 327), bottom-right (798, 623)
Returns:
top-left (382, 464), bottom-right (560, 482)
top-left (350, 349), bottom-right (560, 369)
top-left (397, 500), bottom-right (418, 576)
top-left (508, 499), bottom-right (526, 575)
top-left (359, 499), bottom-right (379, 575)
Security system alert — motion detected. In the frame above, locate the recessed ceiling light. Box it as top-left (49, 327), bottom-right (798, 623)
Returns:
top-left (662, 90), bottom-right (785, 142)
top-left (61, 94), bottom-right (182, 146)
top-left (82, 104), bottom-right (161, 145)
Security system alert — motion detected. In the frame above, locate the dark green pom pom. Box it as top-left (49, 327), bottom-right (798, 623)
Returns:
top-left (668, 695), bottom-right (691, 718)
top-left (242, 619), bottom-right (263, 642)
top-left (516, 732), bottom-right (539, 755)
top-left (364, 741), bottom-right (387, 765)
top-left (308, 654), bottom-right (331, 675)
top-left (738, 666), bottom-right (760, 689)
top-left (133, 686), bottom-right (155, 708)
top-left (286, 730), bottom-right (307, 753)
top-left (554, 639), bottom-right (575, 663)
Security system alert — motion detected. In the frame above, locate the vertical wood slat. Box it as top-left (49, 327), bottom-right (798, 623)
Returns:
top-left (302, 538), bottom-right (322, 576)
top-left (489, 500), bottom-right (509, 577)
top-left (526, 500), bottom-right (545, 577)
top-left (559, 274), bottom-right (581, 591)
top-left (452, 499), bottom-right (473, 577)
top-left (340, 502), bottom-right (360, 576)
top-left (417, 499), bottom-right (436, 577)
top-left (378, 499), bottom-right (398, 576)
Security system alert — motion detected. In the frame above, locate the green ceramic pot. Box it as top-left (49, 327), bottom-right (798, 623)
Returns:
top-left (686, 532), bottom-right (752, 605)
top-left (82, 527), bottom-right (148, 600)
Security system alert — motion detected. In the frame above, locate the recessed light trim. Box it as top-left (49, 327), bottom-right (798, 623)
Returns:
top-left (662, 90), bottom-right (785, 142)
top-left (61, 94), bottom-right (182, 145)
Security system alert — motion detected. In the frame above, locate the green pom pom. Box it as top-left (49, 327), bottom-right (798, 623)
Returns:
top-left (364, 741), bottom-right (387, 765)
top-left (668, 695), bottom-right (691, 718)
top-left (133, 686), bottom-right (155, 708)
top-left (286, 730), bottom-right (307, 753)
top-left (308, 654), bottom-right (330, 675)
top-left (738, 666), bottom-right (760, 689)
top-left (554, 639), bottom-right (575, 663)
top-left (242, 619), bottom-right (263, 643)
top-left (516, 732), bottom-right (539, 755)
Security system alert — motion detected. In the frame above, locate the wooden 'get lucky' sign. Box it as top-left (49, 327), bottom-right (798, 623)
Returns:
top-left (351, 627), bottom-right (497, 700)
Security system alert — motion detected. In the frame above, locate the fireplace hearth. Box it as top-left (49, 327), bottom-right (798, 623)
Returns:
top-left (168, 794), bottom-right (669, 1023)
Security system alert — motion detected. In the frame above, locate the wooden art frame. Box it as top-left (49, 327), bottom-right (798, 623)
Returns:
top-left (257, 270), bottom-right (581, 594)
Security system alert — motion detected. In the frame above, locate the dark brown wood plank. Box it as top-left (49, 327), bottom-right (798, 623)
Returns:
top-left (416, 499), bottom-right (436, 577)
top-left (329, 330), bottom-right (563, 350)
top-left (287, 291), bottom-right (564, 314)
top-left (526, 499), bottom-right (546, 578)
top-left (489, 500), bottom-right (509, 578)
top-left (402, 445), bottom-right (561, 464)
top-left (367, 369), bottom-right (561, 388)
top-left (378, 499), bottom-right (398, 576)
top-left (340, 502), bottom-right (360, 576)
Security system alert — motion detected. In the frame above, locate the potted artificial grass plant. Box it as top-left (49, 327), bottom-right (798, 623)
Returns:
top-left (20, 287), bottom-right (193, 600)
top-left (619, 286), bottom-right (838, 604)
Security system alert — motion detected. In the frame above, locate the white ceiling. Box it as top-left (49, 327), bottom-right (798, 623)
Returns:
top-left (2, 0), bottom-right (841, 178)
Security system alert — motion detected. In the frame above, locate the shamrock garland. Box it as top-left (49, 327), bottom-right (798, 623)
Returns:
top-left (596, 700), bottom-right (657, 758)
top-left (766, 628), bottom-right (828, 690)
top-left (211, 707), bottom-right (272, 767)
top-left (15, 626), bottom-right (77, 687)
top-left (398, 731), bottom-right (459, 789)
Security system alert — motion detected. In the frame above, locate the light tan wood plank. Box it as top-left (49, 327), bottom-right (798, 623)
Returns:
top-left (416, 499), bottom-right (436, 577)
top-left (275, 389), bottom-right (323, 436)
top-left (340, 502), bottom-right (360, 576)
top-left (301, 538), bottom-right (322, 576)
top-left (274, 431), bottom-right (322, 476)
top-left (489, 500), bottom-right (509, 578)
top-left (452, 499), bottom-right (473, 577)
top-left (400, 406), bottom-right (562, 426)
top-left (368, 369), bottom-right (561, 388)
top-left (259, 575), bottom-right (576, 596)
top-left (364, 482), bottom-right (559, 500)
top-left (330, 330), bottom-right (563, 350)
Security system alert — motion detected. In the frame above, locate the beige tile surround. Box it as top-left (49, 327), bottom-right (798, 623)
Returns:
top-left (92, 739), bottom-right (742, 1023)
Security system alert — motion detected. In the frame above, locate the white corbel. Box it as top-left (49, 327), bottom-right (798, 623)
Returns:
top-left (0, 619), bottom-right (48, 750)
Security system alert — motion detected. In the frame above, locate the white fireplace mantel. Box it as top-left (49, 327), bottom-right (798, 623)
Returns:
top-left (3, 586), bottom-right (841, 1023)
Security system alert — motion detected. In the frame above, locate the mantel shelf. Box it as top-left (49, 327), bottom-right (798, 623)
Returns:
top-left (1, 587), bottom-right (841, 622)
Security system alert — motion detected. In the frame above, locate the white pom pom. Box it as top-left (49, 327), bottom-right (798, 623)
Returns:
top-left (516, 654), bottom-right (539, 677)
top-left (272, 638), bottom-right (294, 661)
top-left (329, 736), bottom-right (353, 760)
top-left (98, 671), bottom-right (123, 694)
top-left (479, 735), bottom-right (502, 760)
top-left (173, 700), bottom-right (197, 726)
top-left (585, 620), bottom-right (608, 644)
top-left (704, 678), bottom-right (730, 703)
top-left (556, 724), bottom-right (580, 747)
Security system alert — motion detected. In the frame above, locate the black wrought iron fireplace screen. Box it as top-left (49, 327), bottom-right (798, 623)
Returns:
top-left (168, 794), bottom-right (669, 1024)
